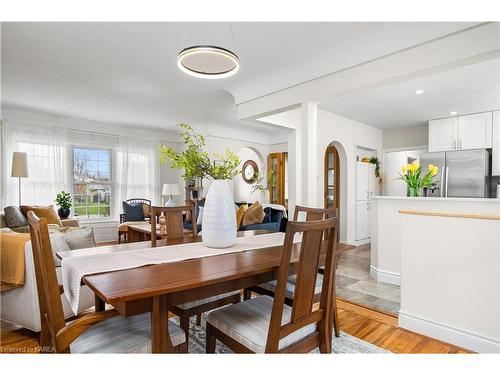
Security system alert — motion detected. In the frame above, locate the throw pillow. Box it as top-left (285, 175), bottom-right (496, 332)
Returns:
top-left (64, 227), bottom-right (96, 250)
top-left (122, 201), bottom-right (145, 222)
top-left (21, 205), bottom-right (63, 226)
top-left (4, 206), bottom-right (28, 228)
top-left (242, 202), bottom-right (266, 226)
top-left (236, 204), bottom-right (249, 230)
top-left (196, 206), bottom-right (204, 226)
top-left (48, 229), bottom-right (70, 266)
top-left (142, 204), bottom-right (151, 219)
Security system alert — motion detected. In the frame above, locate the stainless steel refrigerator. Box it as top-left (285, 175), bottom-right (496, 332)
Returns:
top-left (419, 149), bottom-right (491, 198)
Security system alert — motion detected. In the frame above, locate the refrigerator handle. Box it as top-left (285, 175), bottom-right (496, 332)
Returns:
top-left (444, 166), bottom-right (449, 197)
top-left (439, 167), bottom-right (445, 197)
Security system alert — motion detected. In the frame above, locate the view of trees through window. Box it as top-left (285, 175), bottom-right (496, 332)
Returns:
top-left (73, 147), bottom-right (111, 219)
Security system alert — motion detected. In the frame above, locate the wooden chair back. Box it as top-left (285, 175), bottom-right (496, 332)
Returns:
top-left (265, 217), bottom-right (338, 352)
top-left (150, 204), bottom-right (197, 247)
top-left (27, 211), bottom-right (68, 352)
top-left (293, 205), bottom-right (337, 221)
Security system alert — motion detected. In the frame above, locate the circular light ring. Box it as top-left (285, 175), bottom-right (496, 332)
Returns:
top-left (177, 45), bottom-right (240, 79)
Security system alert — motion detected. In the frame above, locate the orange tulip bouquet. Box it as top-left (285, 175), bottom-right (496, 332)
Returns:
top-left (398, 163), bottom-right (438, 197)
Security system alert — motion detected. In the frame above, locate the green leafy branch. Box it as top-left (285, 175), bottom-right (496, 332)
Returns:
top-left (159, 123), bottom-right (241, 180)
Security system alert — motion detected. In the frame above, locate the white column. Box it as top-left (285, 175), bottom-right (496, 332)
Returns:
top-left (301, 102), bottom-right (318, 207)
top-left (287, 102), bottom-right (318, 218)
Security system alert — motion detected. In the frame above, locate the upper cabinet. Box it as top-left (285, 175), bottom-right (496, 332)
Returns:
top-left (493, 111), bottom-right (500, 176)
top-left (428, 112), bottom-right (493, 152)
top-left (429, 117), bottom-right (457, 152)
top-left (458, 112), bottom-right (493, 150)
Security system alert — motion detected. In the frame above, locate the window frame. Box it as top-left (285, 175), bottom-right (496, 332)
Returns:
top-left (70, 144), bottom-right (114, 223)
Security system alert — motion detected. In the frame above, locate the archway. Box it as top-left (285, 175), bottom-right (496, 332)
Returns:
top-left (324, 141), bottom-right (347, 241)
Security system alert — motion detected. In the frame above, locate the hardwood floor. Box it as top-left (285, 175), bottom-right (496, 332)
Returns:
top-left (336, 299), bottom-right (472, 354)
top-left (0, 298), bottom-right (472, 354)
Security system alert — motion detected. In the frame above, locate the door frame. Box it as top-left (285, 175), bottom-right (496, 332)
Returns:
top-left (324, 145), bottom-right (340, 212)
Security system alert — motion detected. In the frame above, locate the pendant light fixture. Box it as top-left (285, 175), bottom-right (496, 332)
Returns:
top-left (177, 24), bottom-right (240, 79)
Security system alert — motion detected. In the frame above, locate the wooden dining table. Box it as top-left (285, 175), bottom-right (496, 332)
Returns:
top-left (57, 230), bottom-right (354, 353)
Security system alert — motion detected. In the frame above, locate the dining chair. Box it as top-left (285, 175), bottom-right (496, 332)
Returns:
top-left (150, 205), bottom-right (241, 347)
top-left (150, 204), bottom-right (198, 247)
top-left (244, 205), bottom-right (340, 337)
top-left (27, 211), bottom-right (187, 353)
top-left (205, 217), bottom-right (338, 353)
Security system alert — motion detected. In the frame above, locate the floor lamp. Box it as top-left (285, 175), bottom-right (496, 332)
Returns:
top-left (11, 152), bottom-right (29, 206)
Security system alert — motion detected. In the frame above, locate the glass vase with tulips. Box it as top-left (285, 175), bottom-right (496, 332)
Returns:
top-left (398, 163), bottom-right (438, 197)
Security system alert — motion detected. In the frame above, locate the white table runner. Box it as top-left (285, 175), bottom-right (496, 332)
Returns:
top-left (62, 232), bottom-right (298, 314)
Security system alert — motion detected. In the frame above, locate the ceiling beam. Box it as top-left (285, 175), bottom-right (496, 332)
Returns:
top-left (237, 22), bottom-right (500, 121)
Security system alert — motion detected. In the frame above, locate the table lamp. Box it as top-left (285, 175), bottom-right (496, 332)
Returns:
top-left (162, 183), bottom-right (179, 207)
top-left (11, 152), bottom-right (29, 206)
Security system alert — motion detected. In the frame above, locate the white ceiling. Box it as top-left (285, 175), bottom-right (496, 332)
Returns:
top-left (319, 57), bottom-right (500, 129)
top-left (1, 22), bottom-right (480, 132)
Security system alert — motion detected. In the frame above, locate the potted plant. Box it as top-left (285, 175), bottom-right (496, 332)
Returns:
top-left (398, 163), bottom-right (438, 197)
top-left (55, 191), bottom-right (72, 219)
top-left (159, 124), bottom-right (240, 248)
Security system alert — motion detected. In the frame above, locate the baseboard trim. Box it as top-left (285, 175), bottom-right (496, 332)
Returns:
top-left (369, 265), bottom-right (400, 286)
top-left (399, 311), bottom-right (500, 353)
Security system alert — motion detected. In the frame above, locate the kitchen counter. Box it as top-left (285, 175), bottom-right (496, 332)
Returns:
top-left (370, 196), bottom-right (500, 286)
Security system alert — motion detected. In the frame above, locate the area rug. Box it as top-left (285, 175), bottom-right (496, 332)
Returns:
top-left (180, 315), bottom-right (390, 354)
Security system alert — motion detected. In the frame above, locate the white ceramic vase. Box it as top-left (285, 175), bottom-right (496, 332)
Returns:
top-left (202, 180), bottom-right (237, 248)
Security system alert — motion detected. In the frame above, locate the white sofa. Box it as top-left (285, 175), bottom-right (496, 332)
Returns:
top-left (1, 214), bottom-right (95, 332)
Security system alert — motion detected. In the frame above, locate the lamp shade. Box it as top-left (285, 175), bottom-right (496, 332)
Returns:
top-left (11, 152), bottom-right (29, 178)
top-left (162, 183), bottom-right (179, 196)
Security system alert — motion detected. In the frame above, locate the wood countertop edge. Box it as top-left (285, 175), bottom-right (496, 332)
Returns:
top-left (399, 209), bottom-right (500, 221)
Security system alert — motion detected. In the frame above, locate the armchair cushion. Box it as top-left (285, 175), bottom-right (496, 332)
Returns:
top-left (63, 227), bottom-right (96, 250)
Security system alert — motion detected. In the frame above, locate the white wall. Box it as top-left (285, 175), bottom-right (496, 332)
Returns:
top-left (317, 109), bottom-right (383, 244)
top-left (382, 124), bottom-right (428, 150)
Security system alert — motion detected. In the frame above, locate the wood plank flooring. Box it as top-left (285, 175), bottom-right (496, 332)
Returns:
top-left (0, 298), bottom-right (472, 354)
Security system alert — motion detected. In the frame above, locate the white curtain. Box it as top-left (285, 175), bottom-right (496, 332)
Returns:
top-left (1, 122), bottom-right (68, 207)
top-left (113, 136), bottom-right (159, 218)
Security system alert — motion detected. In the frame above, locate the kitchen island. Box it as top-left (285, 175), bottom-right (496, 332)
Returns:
top-left (371, 196), bottom-right (500, 353)
top-left (370, 196), bottom-right (500, 286)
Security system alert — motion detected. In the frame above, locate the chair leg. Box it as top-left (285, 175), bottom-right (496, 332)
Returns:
top-left (243, 288), bottom-right (252, 301)
top-left (180, 314), bottom-right (190, 348)
top-left (195, 313), bottom-right (202, 326)
top-left (206, 323), bottom-right (216, 353)
top-left (332, 296), bottom-right (340, 337)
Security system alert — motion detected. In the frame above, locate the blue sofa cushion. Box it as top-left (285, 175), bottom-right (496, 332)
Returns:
top-left (122, 201), bottom-right (145, 221)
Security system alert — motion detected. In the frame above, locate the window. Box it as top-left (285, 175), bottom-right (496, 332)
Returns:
top-left (72, 147), bottom-right (112, 220)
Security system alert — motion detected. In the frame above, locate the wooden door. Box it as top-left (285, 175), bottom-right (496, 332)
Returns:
top-left (324, 146), bottom-right (340, 211)
top-left (268, 153), bottom-right (286, 205)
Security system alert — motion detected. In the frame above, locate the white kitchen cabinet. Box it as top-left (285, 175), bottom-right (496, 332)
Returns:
top-left (493, 110), bottom-right (500, 176)
top-left (429, 117), bottom-right (457, 152)
top-left (356, 161), bottom-right (376, 241)
top-left (428, 112), bottom-right (493, 152)
top-left (356, 162), bottom-right (376, 200)
top-left (458, 112), bottom-right (493, 150)
top-left (356, 200), bottom-right (370, 241)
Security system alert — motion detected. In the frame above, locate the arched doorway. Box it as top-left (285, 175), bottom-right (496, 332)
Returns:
top-left (324, 145), bottom-right (340, 211)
